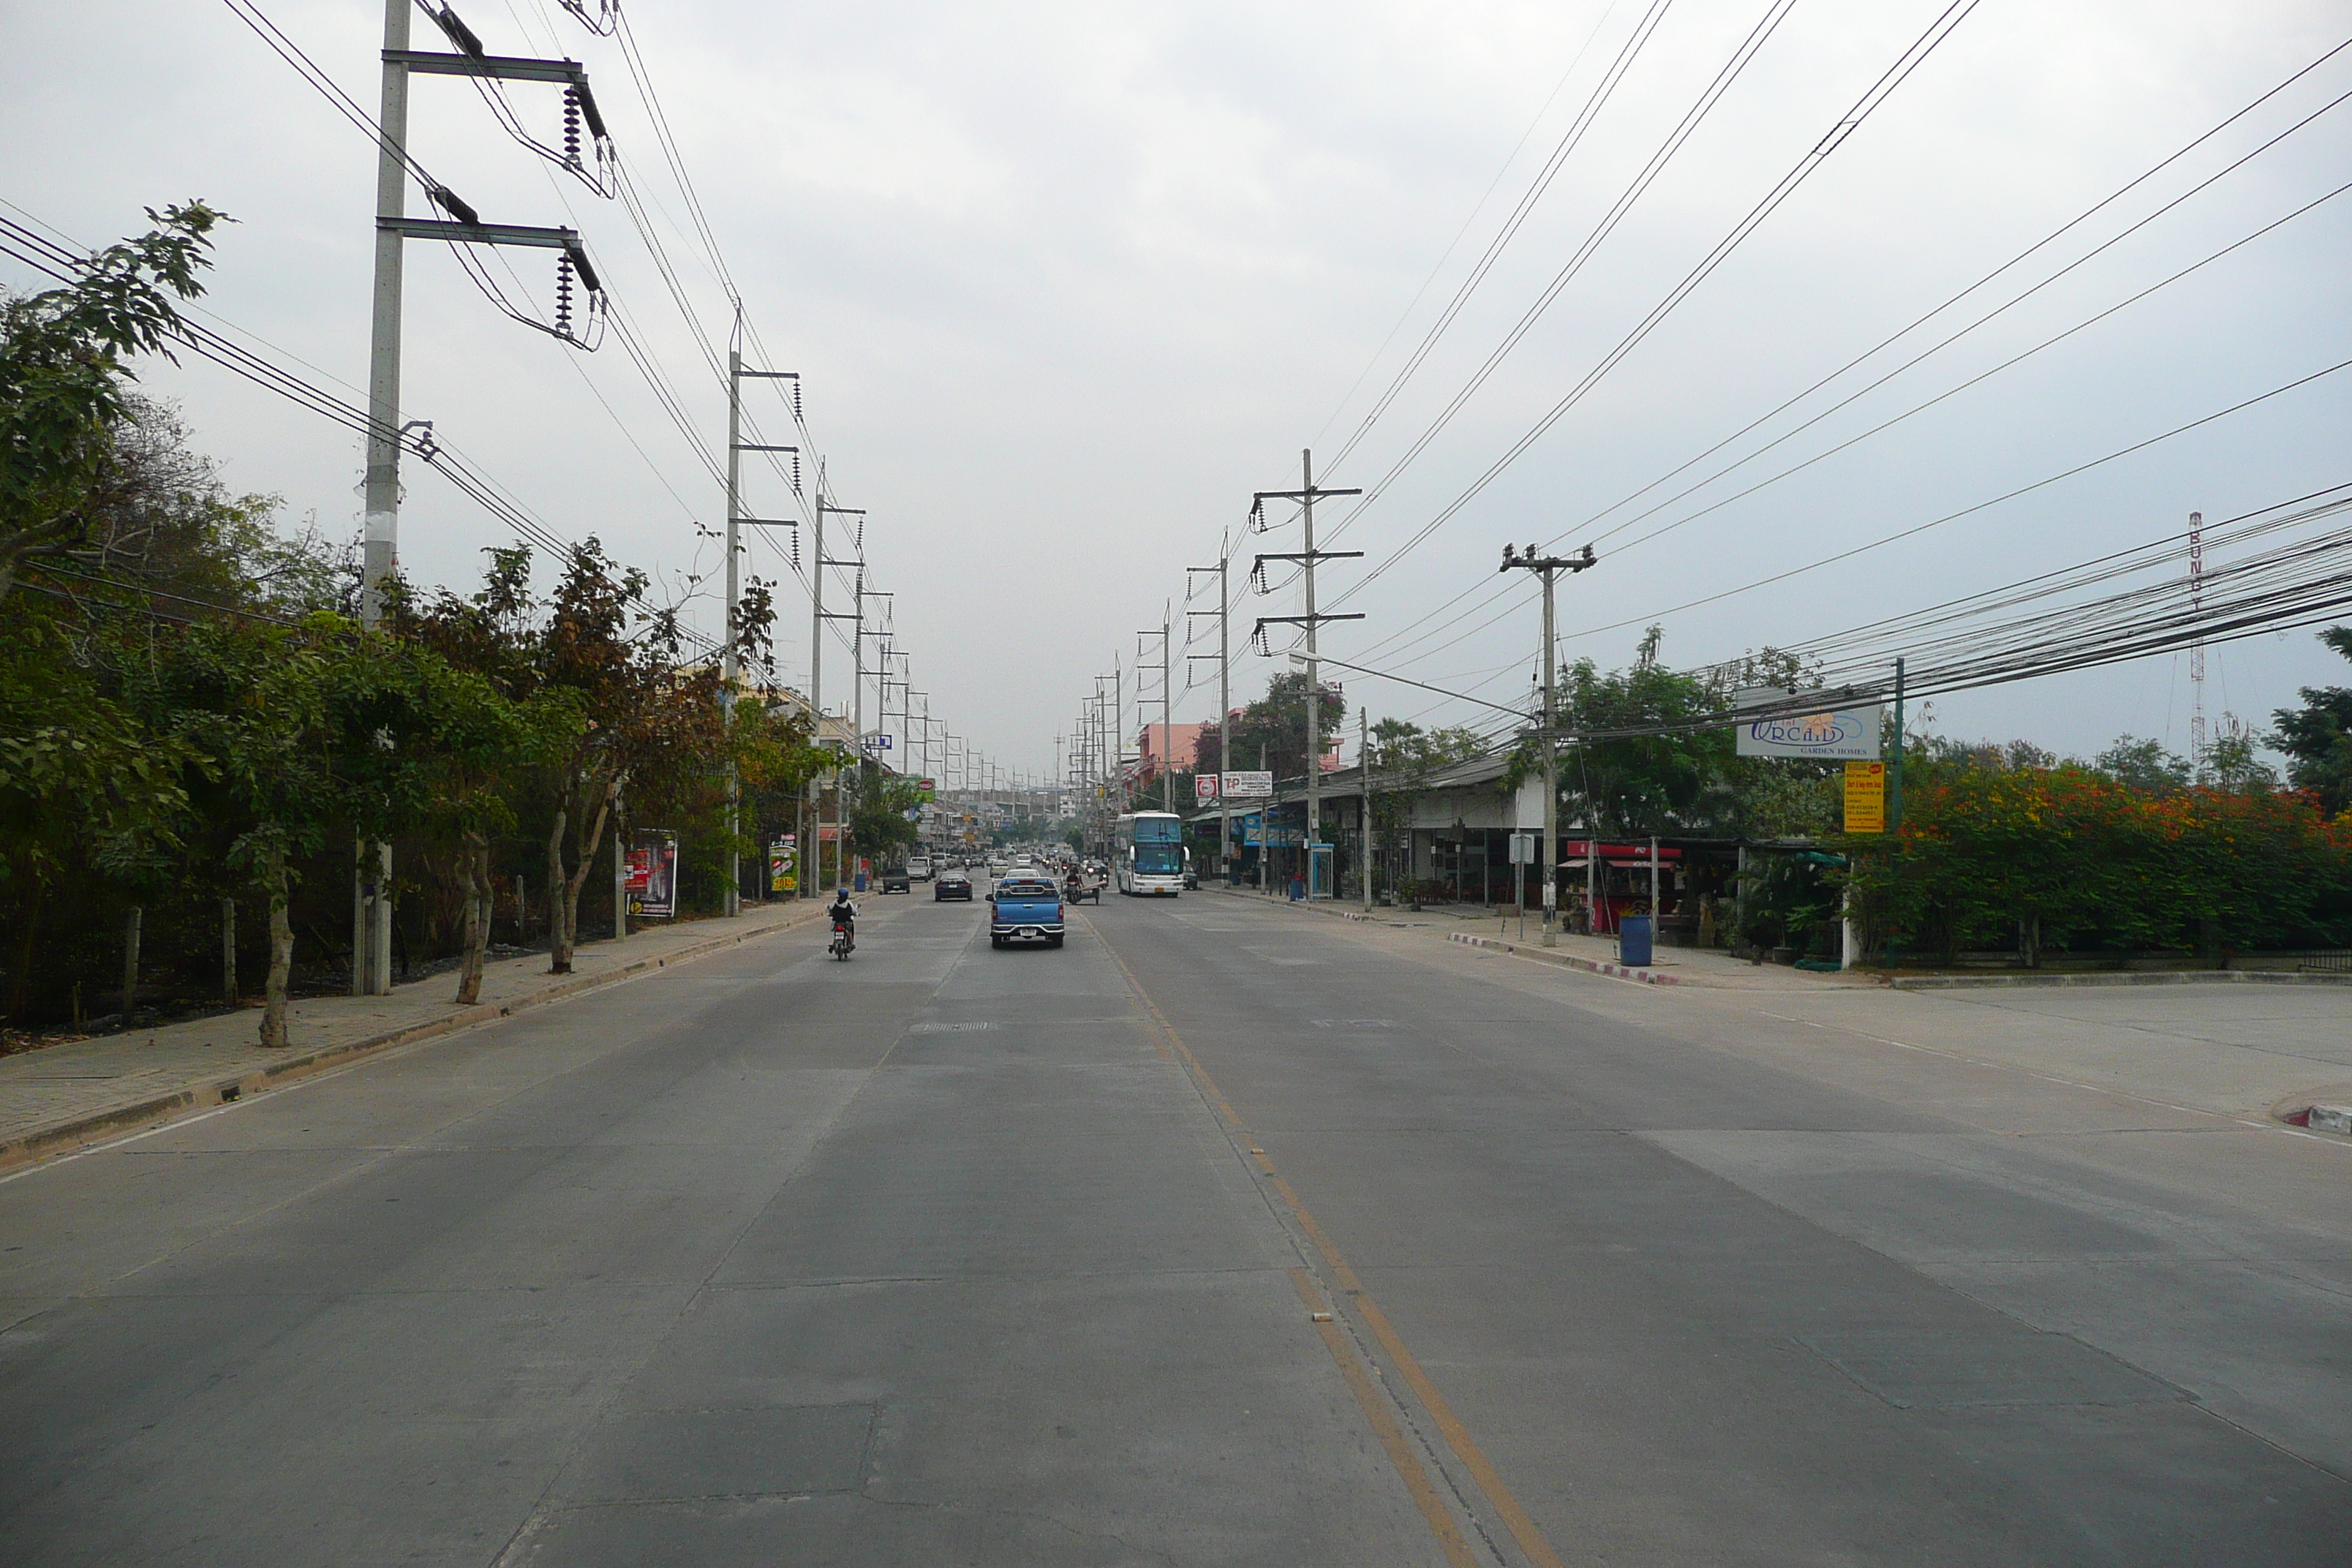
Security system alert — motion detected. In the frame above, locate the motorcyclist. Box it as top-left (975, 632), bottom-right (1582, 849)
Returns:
top-left (828, 887), bottom-right (857, 949)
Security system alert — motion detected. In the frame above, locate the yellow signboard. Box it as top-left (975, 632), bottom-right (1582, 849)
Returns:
top-left (1844, 761), bottom-right (1886, 834)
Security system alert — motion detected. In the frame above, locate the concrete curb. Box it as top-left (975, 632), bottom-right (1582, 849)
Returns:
top-left (1889, 968), bottom-right (2352, 990)
top-left (1444, 930), bottom-right (1682, 986)
top-left (0, 904), bottom-right (829, 1175)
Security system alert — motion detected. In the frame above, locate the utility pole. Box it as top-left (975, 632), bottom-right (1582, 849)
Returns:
top-left (1501, 542), bottom-right (1597, 946)
top-left (1137, 625), bottom-right (1174, 812)
top-left (723, 341), bottom-right (797, 917)
top-left (355, 0), bottom-right (611, 992)
top-left (1251, 451), bottom-right (1362, 899)
top-left (1188, 557), bottom-right (1231, 883)
top-left (811, 494), bottom-right (863, 890)
top-left (1360, 707), bottom-right (1373, 912)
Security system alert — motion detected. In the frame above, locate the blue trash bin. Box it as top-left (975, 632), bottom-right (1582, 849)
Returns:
top-left (1618, 914), bottom-right (1653, 968)
top-left (1289, 877), bottom-right (1306, 902)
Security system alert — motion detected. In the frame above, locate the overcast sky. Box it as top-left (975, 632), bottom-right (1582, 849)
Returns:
top-left (6, 0), bottom-right (2348, 783)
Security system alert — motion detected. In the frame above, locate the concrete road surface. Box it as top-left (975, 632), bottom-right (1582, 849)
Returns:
top-left (1, 889), bottom-right (2344, 1565)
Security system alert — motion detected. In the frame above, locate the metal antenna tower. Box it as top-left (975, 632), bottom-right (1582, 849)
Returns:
top-left (2188, 510), bottom-right (2206, 777)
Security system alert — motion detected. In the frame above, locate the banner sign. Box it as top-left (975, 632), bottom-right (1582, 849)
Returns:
top-left (1844, 761), bottom-right (1887, 834)
top-left (768, 834), bottom-right (798, 894)
top-left (916, 777), bottom-right (937, 802)
top-left (1733, 686), bottom-right (1884, 760)
top-left (626, 830), bottom-right (679, 919)
top-left (1221, 770), bottom-right (1274, 799)
top-left (1238, 813), bottom-right (1302, 846)
top-left (1195, 774), bottom-right (1219, 804)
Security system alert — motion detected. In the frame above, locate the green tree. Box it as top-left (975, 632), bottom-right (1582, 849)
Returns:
top-left (1544, 627), bottom-right (1730, 836)
top-left (2272, 627), bottom-right (2352, 813)
top-left (847, 766), bottom-right (924, 864)
top-left (1364, 718), bottom-right (1485, 892)
top-left (1215, 671), bottom-right (1346, 783)
top-left (2093, 735), bottom-right (2192, 794)
top-left (1, 203), bottom-right (223, 604)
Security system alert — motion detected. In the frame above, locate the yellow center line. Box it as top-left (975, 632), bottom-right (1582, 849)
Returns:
top-left (1082, 909), bottom-right (1570, 1568)
top-left (1291, 1267), bottom-right (1481, 1568)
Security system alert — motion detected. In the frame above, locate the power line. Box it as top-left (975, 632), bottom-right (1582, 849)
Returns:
top-left (1320, 0), bottom-right (1803, 532)
top-left (1331, 0), bottom-right (1984, 593)
top-left (1317, 0), bottom-right (1676, 474)
top-left (1336, 35), bottom-right (2352, 678)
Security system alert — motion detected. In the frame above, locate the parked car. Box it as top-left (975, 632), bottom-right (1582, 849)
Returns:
top-left (880, 864), bottom-right (911, 894)
top-left (935, 868), bottom-right (973, 901)
top-left (989, 875), bottom-right (1065, 949)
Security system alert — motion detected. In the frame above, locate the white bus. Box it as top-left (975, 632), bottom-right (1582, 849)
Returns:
top-left (1114, 811), bottom-right (1186, 896)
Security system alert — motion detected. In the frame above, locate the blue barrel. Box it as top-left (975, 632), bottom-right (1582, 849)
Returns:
top-left (1618, 914), bottom-right (1653, 968)
top-left (1289, 877), bottom-right (1306, 901)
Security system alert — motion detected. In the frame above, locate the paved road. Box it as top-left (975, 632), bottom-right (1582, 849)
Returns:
top-left (1, 888), bottom-right (2344, 1565)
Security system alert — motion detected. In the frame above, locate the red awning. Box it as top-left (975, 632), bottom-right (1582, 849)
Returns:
top-left (1558, 841), bottom-right (1681, 862)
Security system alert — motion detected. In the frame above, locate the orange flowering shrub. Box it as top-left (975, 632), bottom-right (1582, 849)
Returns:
top-left (1844, 765), bottom-right (2352, 958)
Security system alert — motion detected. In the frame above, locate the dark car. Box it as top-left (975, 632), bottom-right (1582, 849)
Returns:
top-left (880, 864), bottom-right (911, 894)
top-left (935, 868), bottom-right (973, 901)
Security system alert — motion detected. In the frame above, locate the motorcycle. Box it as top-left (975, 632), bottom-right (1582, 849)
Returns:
top-left (829, 918), bottom-right (855, 960)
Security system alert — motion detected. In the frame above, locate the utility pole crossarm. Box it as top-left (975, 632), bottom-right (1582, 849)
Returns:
top-left (385, 48), bottom-right (588, 86)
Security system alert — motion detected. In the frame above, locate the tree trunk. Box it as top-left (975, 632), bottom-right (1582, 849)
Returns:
top-left (8, 882), bottom-right (44, 1024)
top-left (221, 896), bottom-right (238, 1002)
top-left (562, 781), bottom-right (617, 959)
top-left (260, 850), bottom-right (294, 1048)
top-left (546, 807), bottom-right (572, 973)
top-left (455, 830), bottom-right (491, 1005)
top-left (121, 905), bottom-right (142, 1021)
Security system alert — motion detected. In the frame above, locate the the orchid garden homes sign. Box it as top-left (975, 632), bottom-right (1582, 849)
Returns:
top-left (1733, 686), bottom-right (1885, 760)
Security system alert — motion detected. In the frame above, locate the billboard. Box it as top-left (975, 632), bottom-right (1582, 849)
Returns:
top-left (769, 834), bottom-right (798, 894)
top-left (1844, 761), bottom-right (1886, 833)
top-left (625, 830), bottom-right (679, 919)
top-left (916, 777), bottom-right (936, 802)
top-left (1221, 770), bottom-right (1274, 799)
top-left (1733, 687), bottom-right (1883, 760)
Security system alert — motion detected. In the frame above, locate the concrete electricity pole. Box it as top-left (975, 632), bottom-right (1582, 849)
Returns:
top-left (811, 494), bottom-right (863, 891)
top-left (357, 0), bottom-right (611, 990)
top-left (722, 342), bottom-right (797, 917)
top-left (1501, 543), bottom-right (1597, 946)
top-left (1137, 625), bottom-right (1173, 812)
top-left (1251, 450), bottom-right (1362, 900)
top-left (1187, 557), bottom-right (1230, 883)
top-left (1360, 707), bottom-right (1373, 912)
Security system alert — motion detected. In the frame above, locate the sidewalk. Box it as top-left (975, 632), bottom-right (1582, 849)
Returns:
top-left (0, 900), bottom-right (829, 1172)
top-left (1205, 883), bottom-right (1876, 992)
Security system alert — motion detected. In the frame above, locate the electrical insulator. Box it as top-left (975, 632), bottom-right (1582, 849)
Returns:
top-left (793, 382), bottom-right (802, 422)
top-left (554, 255), bottom-right (574, 336)
top-left (792, 451), bottom-right (801, 494)
top-left (563, 88), bottom-right (582, 169)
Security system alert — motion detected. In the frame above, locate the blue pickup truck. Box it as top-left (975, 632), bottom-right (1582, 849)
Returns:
top-left (988, 875), bottom-right (1065, 950)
